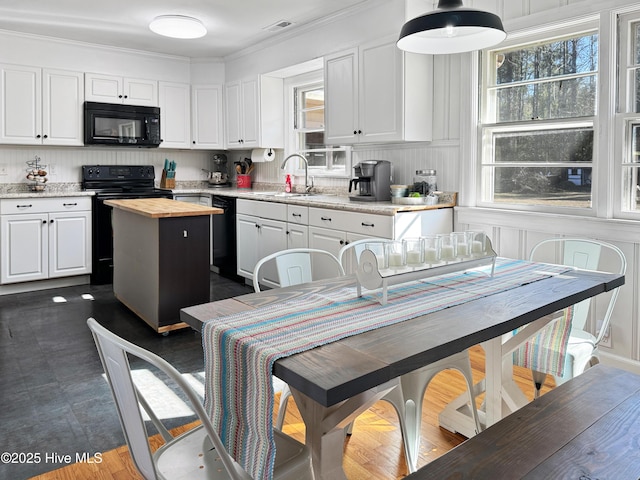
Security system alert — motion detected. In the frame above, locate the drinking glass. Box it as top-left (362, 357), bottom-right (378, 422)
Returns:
top-left (469, 231), bottom-right (487, 256)
top-left (438, 233), bottom-right (457, 262)
top-left (403, 238), bottom-right (424, 266)
top-left (422, 234), bottom-right (440, 265)
top-left (385, 241), bottom-right (406, 268)
top-left (453, 231), bottom-right (471, 259)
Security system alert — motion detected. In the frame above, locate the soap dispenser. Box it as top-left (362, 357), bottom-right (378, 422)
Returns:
top-left (285, 174), bottom-right (292, 193)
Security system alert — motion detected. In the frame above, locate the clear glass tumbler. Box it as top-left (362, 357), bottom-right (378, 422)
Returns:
top-left (438, 233), bottom-right (457, 262)
top-left (403, 238), bottom-right (424, 266)
top-left (453, 231), bottom-right (472, 258)
top-left (422, 235), bottom-right (441, 265)
top-left (385, 240), bottom-right (406, 268)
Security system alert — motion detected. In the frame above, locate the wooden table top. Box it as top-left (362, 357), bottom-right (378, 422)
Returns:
top-left (181, 268), bottom-right (624, 407)
top-left (406, 364), bottom-right (640, 479)
top-left (105, 197), bottom-right (223, 218)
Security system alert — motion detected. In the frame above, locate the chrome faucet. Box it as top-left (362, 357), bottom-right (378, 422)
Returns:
top-left (281, 153), bottom-right (313, 193)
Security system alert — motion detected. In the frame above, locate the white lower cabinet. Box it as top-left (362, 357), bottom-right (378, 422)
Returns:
top-left (236, 198), bottom-right (454, 285)
top-left (236, 200), bottom-right (288, 286)
top-left (308, 208), bottom-right (393, 277)
top-left (0, 197), bottom-right (91, 284)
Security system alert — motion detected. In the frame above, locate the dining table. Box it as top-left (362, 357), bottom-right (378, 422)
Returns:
top-left (181, 258), bottom-right (623, 480)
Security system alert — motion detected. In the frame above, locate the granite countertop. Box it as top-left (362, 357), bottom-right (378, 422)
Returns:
top-left (0, 182), bottom-right (457, 216)
top-left (0, 183), bottom-right (92, 199)
top-left (174, 185), bottom-right (457, 216)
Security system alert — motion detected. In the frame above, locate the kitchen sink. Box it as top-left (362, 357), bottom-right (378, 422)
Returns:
top-left (241, 191), bottom-right (278, 195)
top-left (272, 192), bottom-right (336, 197)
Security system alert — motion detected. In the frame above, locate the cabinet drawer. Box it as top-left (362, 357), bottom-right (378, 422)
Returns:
top-left (0, 196), bottom-right (91, 215)
top-left (237, 199), bottom-right (287, 221)
top-left (308, 207), bottom-right (393, 238)
top-left (287, 205), bottom-right (308, 225)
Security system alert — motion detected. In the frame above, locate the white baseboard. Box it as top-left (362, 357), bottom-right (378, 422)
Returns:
top-left (599, 351), bottom-right (640, 375)
top-left (0, 275), bottom-right (90, 296)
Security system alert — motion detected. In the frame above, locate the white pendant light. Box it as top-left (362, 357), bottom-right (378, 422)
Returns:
top-left (397, 0), bottom-right (506, 55)
top-left (149, 15), bottom-right (207, 39)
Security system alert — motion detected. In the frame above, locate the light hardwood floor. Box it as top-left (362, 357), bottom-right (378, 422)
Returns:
top-left (30, 346), bottom-right (553, 480)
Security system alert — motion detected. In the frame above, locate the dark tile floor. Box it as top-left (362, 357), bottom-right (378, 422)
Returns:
top-left (0, 273), bottom-right (253, 480)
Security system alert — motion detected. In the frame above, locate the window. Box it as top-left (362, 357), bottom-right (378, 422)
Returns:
top-left (618, 13), bottom-right (640, 213)
top-left (288, 74), bottom-right (351, 177)
top-left (480, 29), bottom-right (598, 210)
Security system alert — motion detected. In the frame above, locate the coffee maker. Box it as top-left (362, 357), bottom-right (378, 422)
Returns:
top-left (206, 153), bottom-right (230, 187)
top-left (348, 160), bottom-right (391, 202)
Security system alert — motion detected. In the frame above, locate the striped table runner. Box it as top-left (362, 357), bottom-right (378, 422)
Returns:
top-left (202, 258), bottom-right (571, 479)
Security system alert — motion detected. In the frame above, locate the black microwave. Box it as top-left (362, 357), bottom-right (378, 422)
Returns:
top-left (84, 101), bottom-right (161, 147)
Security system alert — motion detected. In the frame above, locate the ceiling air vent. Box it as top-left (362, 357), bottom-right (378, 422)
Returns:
top-left (263, 20), bottom-right (293, 32)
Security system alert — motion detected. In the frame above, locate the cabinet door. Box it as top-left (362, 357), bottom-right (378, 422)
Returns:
top-left (255, 218), bottom-right (287, 289)
top-left (124, 77), bottom-right (157, 106)
top-left (308, 226), bottom-right (346, 258)
top-left (159, 82), bottom-right (191, 149)
top-left (0, 64), bottom-right (41, 144)
top-left (287, 223), bottom-right (308, 249)
top-left (1, 213), bottom-right (48, 283)
top-left (308, 226), bottom-right (346, 280)
top-left (324, 48), bottom-right (358, 144)
top-left (236, 213), bottom-right (259, 278)
top-left (42, 69), bottom-right (84, 146)
top-left (224, 81), bottom-right (243, 148)
top-left (191, 84), bottom-right (224, 149)
top-left (48, 211), bottom-right (91, 278)
top-left (359, 40), bottom-right (403, 143)
top-left (85, 73), bottom-right (123, 103)
top-left (240, 78), bottom-right (259, 147)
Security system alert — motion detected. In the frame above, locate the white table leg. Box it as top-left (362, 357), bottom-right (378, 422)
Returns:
top-left (440, 314), bottom-right (561, 433)
top-left (290, 379), bottom-right (398, 480)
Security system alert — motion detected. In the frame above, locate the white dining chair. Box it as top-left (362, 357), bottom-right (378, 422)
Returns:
top-left (252, 248), bottom-right (345, 430)
top-left (87, 317), bottom-right (313, 480)
top-left (524, 238), bottom-right (626, 397)
top-left (338, 238), bottom-right (482, 473)
top-left (253, 247), bottom-right (345, 292)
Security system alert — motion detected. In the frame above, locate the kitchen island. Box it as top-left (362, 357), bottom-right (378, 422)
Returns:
top-left (105, 198), bottom-right (222, 333)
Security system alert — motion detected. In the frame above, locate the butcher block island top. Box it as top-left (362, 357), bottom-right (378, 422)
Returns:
top-left (105, 197), bottom-right (222, 218)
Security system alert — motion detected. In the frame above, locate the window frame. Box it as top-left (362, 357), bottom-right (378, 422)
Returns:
top-left (614, 10), bottom-right (640, 220)
top-left (284, 70), bottom-right (352, 178)
top-left (477, 20), bottom-right (600, 216)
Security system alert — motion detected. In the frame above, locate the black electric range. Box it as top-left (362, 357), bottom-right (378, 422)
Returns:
top-left (82, 165), bottom-right (173, 284)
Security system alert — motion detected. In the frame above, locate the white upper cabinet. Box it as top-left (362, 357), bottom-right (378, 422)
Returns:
top-left (158, 81), bottom-right (191, 149)
top-left (191, 84), bottom-right (224, 149)
top-left (324, 37), bottom-right (433, 144)
top-left (0, 64), bottom-right (84, 145)
top-left (85, 73), bottom-right (158, 106)
top-left (158, 82), bottom-right (224, 150)
top-left (224, 75), bottom-right (283, 149)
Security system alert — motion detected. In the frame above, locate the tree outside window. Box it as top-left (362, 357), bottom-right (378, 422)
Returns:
top-left (481, 31), bottom-right (598, 209)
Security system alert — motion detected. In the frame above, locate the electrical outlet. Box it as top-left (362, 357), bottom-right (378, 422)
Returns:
top-left (596, 319), bottom-right (612, 348)
top-left (49, 163), bottom-right (56, 175)
top-left (0, 164), bottom-right (7, 176)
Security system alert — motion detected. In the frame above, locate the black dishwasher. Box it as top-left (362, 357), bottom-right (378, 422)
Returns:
top-left (211, 195), bottom-right (240, 281)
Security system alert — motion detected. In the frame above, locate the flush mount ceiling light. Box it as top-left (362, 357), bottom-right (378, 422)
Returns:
top-left (149, 15), bottom-right (207, 39)
top-left (397, 0), bottom-right (506, 55)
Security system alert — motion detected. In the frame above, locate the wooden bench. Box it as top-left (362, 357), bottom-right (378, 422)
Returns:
top-left (406, 364), bottom-right (640, 479)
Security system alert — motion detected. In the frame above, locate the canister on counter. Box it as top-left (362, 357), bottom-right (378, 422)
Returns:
top-left (413, 169), bottom-right (437, 195)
